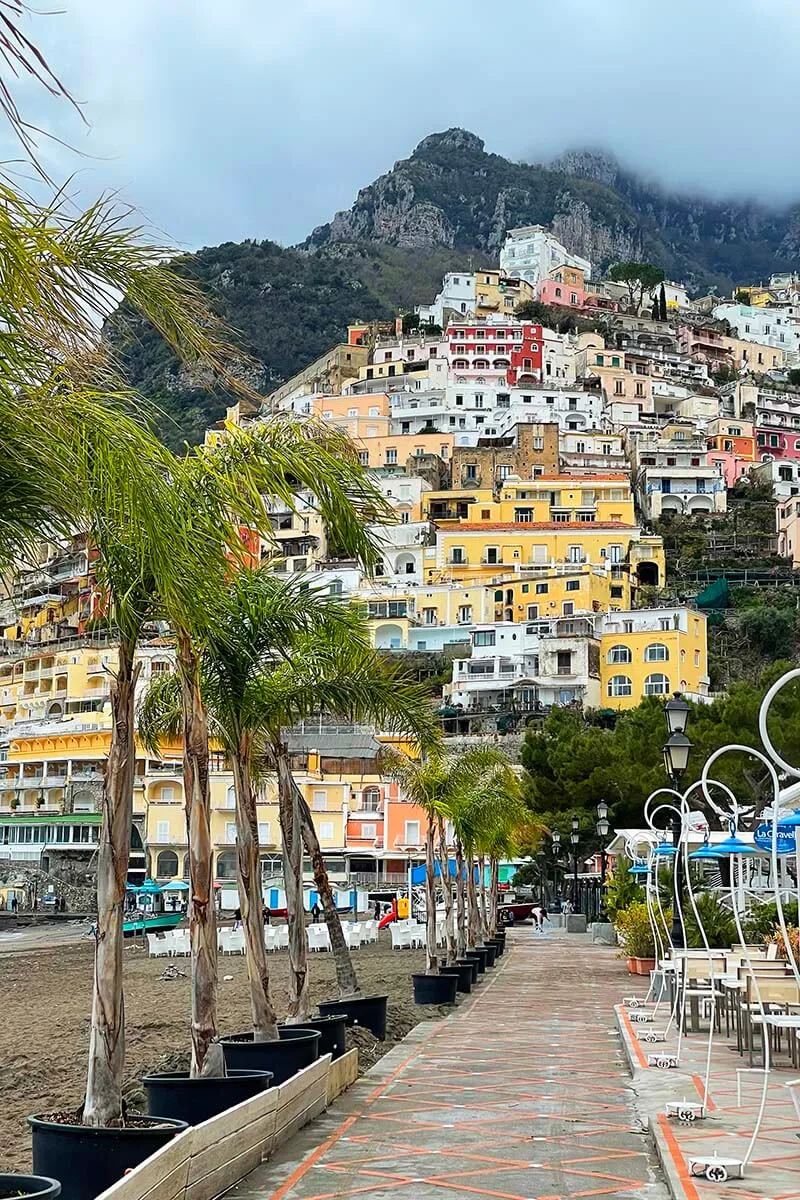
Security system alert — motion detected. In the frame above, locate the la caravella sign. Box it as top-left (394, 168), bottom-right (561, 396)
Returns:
top-left (753, 822), bottom-right (797, 855)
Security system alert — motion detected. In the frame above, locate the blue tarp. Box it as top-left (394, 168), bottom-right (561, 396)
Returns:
top-left (410, 860), bottom-right (480, 884)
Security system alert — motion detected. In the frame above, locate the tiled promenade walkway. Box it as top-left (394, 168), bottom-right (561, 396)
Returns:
top-left (230, 929), bottom-right (670, 1200)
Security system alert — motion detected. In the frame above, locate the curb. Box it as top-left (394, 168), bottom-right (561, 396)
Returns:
top-left (615, 1004), bottom-right (701, 1200)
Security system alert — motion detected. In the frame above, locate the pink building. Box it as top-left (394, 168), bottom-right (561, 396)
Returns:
top-left (536, 264), bottom-right (586, 309)
top-left (706, 448), bottom-right (750, 488)
top-left (778, 495), bottom-right (800, 567)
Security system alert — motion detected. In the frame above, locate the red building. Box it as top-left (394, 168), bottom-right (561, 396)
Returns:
top-left (447, 322), bottom-right (543, 387)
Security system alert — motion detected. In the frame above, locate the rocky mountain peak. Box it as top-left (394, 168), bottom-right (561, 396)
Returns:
top-left (412, 128), bottom-right (486, 158)
top-left (550, 149), bottom-right (623, 187)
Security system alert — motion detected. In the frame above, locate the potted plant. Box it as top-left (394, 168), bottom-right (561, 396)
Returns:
top-left (0, 1176), bottom-right (61, 1199)
top-left (613, 902), bottom-right (669, 974)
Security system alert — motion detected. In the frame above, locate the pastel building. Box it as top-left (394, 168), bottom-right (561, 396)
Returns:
top-left (500, 226), bottom-right (592, 286)
top-left (536, 264), bottom-right (587, 309)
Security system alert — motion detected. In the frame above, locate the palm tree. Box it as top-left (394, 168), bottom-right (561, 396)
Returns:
top-left (381, 748), bottom-right (509, 976)
top-left (141, 575), bottom-right (437, 1027)
top-left (472, 777), bottom-right (527, 940)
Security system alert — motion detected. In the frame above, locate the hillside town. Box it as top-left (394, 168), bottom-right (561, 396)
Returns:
top-left (3, 222), bottom-right (799, 897)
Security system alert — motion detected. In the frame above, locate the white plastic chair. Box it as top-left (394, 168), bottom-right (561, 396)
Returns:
top-left (223, 929), bottom-right (245, 954)
top-left (308, 923), bottom-right (331, 952)
top-left (264, 926), bottom-right (277, 952)
top-left (273, 925), bottom-right (289, 950)
top-left (171, 929), bottom-right (190, 956)
top-left (364, 920), bottom-right (378, 944)
top-left (390, 924), bottom-right (412, 949)
top-left (147, 933), bottom-right (171, 958)
top-left (346, 925), bottom-right (362, 950)
top-left (409, 922), bottom-right (425, 949)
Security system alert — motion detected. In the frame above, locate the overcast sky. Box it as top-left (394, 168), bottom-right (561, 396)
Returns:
top-left (14, 0), bottom-right (800, 253)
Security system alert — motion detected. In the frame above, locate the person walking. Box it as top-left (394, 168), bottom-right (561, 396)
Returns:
top-left (311, 901), bottom-right (321, 923)
top-left (263, 904), bottom-right (271, 925)
top-left (232, 906), bottom-right (242, 931)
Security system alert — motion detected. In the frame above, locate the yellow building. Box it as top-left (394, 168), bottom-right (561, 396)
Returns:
top-left (354, 432), bottom-right (454, 471)
top-left (474, 269), bottom-right (536, 318)
top-left (599, 609), bottom-right (709, 710)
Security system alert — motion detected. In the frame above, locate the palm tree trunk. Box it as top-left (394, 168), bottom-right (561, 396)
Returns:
top-left (231, 741), bottom-right (278, 1041)
top-left (467, 852), bottom-right (479, 950)
top-left (455, 837), bottom-right (466, 959)
top-left (436, 816), bottom-right (455, 966)
top-left (275, 745), bottom-right (309, 1022)
top-left (293, 778), bottom-right (360, 998)
top-left (488, 857), bottom-right (499, 938)
top-left (177, 630), bottom-right (223, 1078)
top-left (83, 640), bottom-right (139, 1126)
top-left (424, 816), bottom-right (438, 975)
top-left (477, 854), bottom-right (488, 943)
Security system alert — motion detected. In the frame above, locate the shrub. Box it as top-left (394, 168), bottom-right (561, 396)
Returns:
top-left (614, 902), bottom-right (671, 959)
top-left (684, 892), bottom-right (737, 949)
top-left (605, 857), bottom-right (644, 922)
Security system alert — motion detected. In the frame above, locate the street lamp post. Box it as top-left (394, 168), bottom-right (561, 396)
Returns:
top-left (570, 814), bottom-right (580, 913)
top-left (551, 830), bottom-right (561, 908)
top-left (663, 696), bottom-right (692, 948)
top-left (535, 850), bottom-right (546, 906)
top-left (596, 800), bottom-right (610, 919)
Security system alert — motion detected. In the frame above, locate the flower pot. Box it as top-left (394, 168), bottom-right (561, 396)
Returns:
top-left (318, 994), bottom-right (388, 1040)
top-left (0, 1176), bottom-right (60, 1200)
top-left (143, 1069), bottom-right (273, 1125)
top-left (28, 1115), bottom-right (187, 1200)
top-left (439, 963), bottom-right (472, 993)
top-left (632, 956), bottom-right (656, 976)
top-left (221, 1027), bottom-right (321, 1085)
top-left (458, 957), bottom-right (479, 983)
top-left (465, 948), bottom-right (487, 974)
top-left (310, 1013), bottom-right (349, 1061)
top-left (412, 972), bottom-right (458, 1006)
top-left (486, 937), bottom-right (503, 958)
top-left (482, 942), bottom-right (497, 967)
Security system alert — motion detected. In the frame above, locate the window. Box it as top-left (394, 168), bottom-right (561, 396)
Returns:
top-left (568, 546), bottom-right (584, 563)
top-left (610, 585), bottom-right (624, 598)
top-left (557, 650), bottom-right (572, 674)
top-left (608, 645), bottom-right (632, 664)
top-left (155, 850), bottom-right (178, 878)
top-left (225, 822), bottom-right (237, 845)
top-left (527, 604), bottom-right (539, 619)
top-left (608, 675), bottom-right (633, 697)
top-left (473, 630), bottom-right (496, 646)
top-left (535, 582), bottom-right (548, 595)
top-left (614, 380), bottom-right (624, 395)
top-left (464, 463), bottom-right (477, 480)
top-left (659, 618), bottom-right (671, 631)
top-left (404, 820), bottom-right (421, 845)
top-left (694, 650), bottom-right (701, 668)
top-left (312, 790), bottom-right (326, 811)
top-left (360, 822), bottom-right (377, 840)
top-left (156, 820), bottom-right (169, 842)
top-left (644, 673), bottom-right (670, 696)
top-left (635, 382), bottom-right (644, 398)
top-left (555, 286), bottom-right (562, 298)
top-left (362, 787), bottom-right (381, 812)
top-left (319, 821), bottom-right (335, 840)
top-left (258, 822), bottom-right (271, 844)
top-left (458, 605), bottom-right (472, 624)
top-left (611, 356), bottom-right (620, 367)
top-left (385, 448), bottom-right (397, 465)
top-left (566, 579), bottom-right (580, 591)
top-left (645, 643), bottom-right (669, 662)
top-left (562, 601), bottom-right (574, 616)
top-left (576, 440), bottom-right (586, 453)
top-left (159, 786), bottom-right (175, 802)
top-left (450, 547), bottom-right (465, 564)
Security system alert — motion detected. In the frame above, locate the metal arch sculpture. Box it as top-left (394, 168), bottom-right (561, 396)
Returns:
top-left (640, 793), bottom-right (687, 1059)
top-left (622, 830), bottom-right (663, 1012)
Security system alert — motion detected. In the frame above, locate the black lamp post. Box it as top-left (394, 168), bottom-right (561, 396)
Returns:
top-left (663, 696), bottom-right (692, 948)
top-left (536, 850), bottom-right (546, 905)
top-left (596, 801), bottom-right (610, 919)
top-left (570, 814), bottom-right (580, 912)
top-left (551, 829), bottom-right (561, 907)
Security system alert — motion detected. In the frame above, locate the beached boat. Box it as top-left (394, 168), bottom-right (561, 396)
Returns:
top-left (123, 910), bottom-right (184, 937)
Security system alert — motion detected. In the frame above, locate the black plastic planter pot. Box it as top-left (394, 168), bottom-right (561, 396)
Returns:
top-left (412, 972), bottom-right (458, 1006)
top-left (438, 963), bottom-right (472, 993)
top-left (458, 957), bottom-right (479, 983)
top-left (319, 994), bottom-right (388, 1040)
top-left (0, 1175), bottom-right (61, 1200)
top-left (465, 947), bottom-right (487, 974)
top-left (310, 1014), bottom-right (349, 1061)
top-left (143, 1069), bottom-right (273, 1125)
top-left (221, 1027), bottom-right (321, 1086)
top-left (482, 942), bottom-right (497, 967)
top-left (28, 1115), bottom-right (187, 1200)
top-left (487, 938), bottom-right (504, 958)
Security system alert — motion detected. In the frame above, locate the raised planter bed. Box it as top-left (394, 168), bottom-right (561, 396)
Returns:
top-left (28, 1114), bottom-right (187, 1200)
top-left (0, 1175), bottom-right (60, 1199)
top-left (439, 962), bottom-right (472, 993)
top-left (221, 1027), bottom-right (321, 1085)
top-left (143, 1069), bottom-right (273, 1125)
top-left (319, 994), bottom-right (388, 1040)
top-left (412, 972), bottom-right (458, 1006)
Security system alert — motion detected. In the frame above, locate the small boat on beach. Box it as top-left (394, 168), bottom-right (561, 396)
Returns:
top-left (123, 910), bottom-right (184, 938)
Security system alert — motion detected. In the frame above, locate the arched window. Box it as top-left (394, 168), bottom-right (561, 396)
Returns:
top-left (607, 675), bottom-right (632, 697)
top-left (644, 673), bottom-right (670, 696)
top-left (156, 849), bottom-right (178, 879)
top-left (607, 644), bottom-right (631, 664)
top-left (329, 578), bottom-right (343, 596)
top-left (215, 849), bottom-right (238, 880)
top-left (644, 643), bottom-right (669, 662)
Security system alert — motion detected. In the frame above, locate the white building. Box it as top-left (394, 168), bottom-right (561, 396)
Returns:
top-left (560, 431), bottom-right (629, 474)
top-left (631, 432), bottom-right (727, 520)
top-left (713, 303), bottom-right (800, 362)
top-left (416, 273), bottom-right (476, 327)
top-left (752, 457), bottom-right (800, 503)
top-left (500, 225), bottom-right (592, 287)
